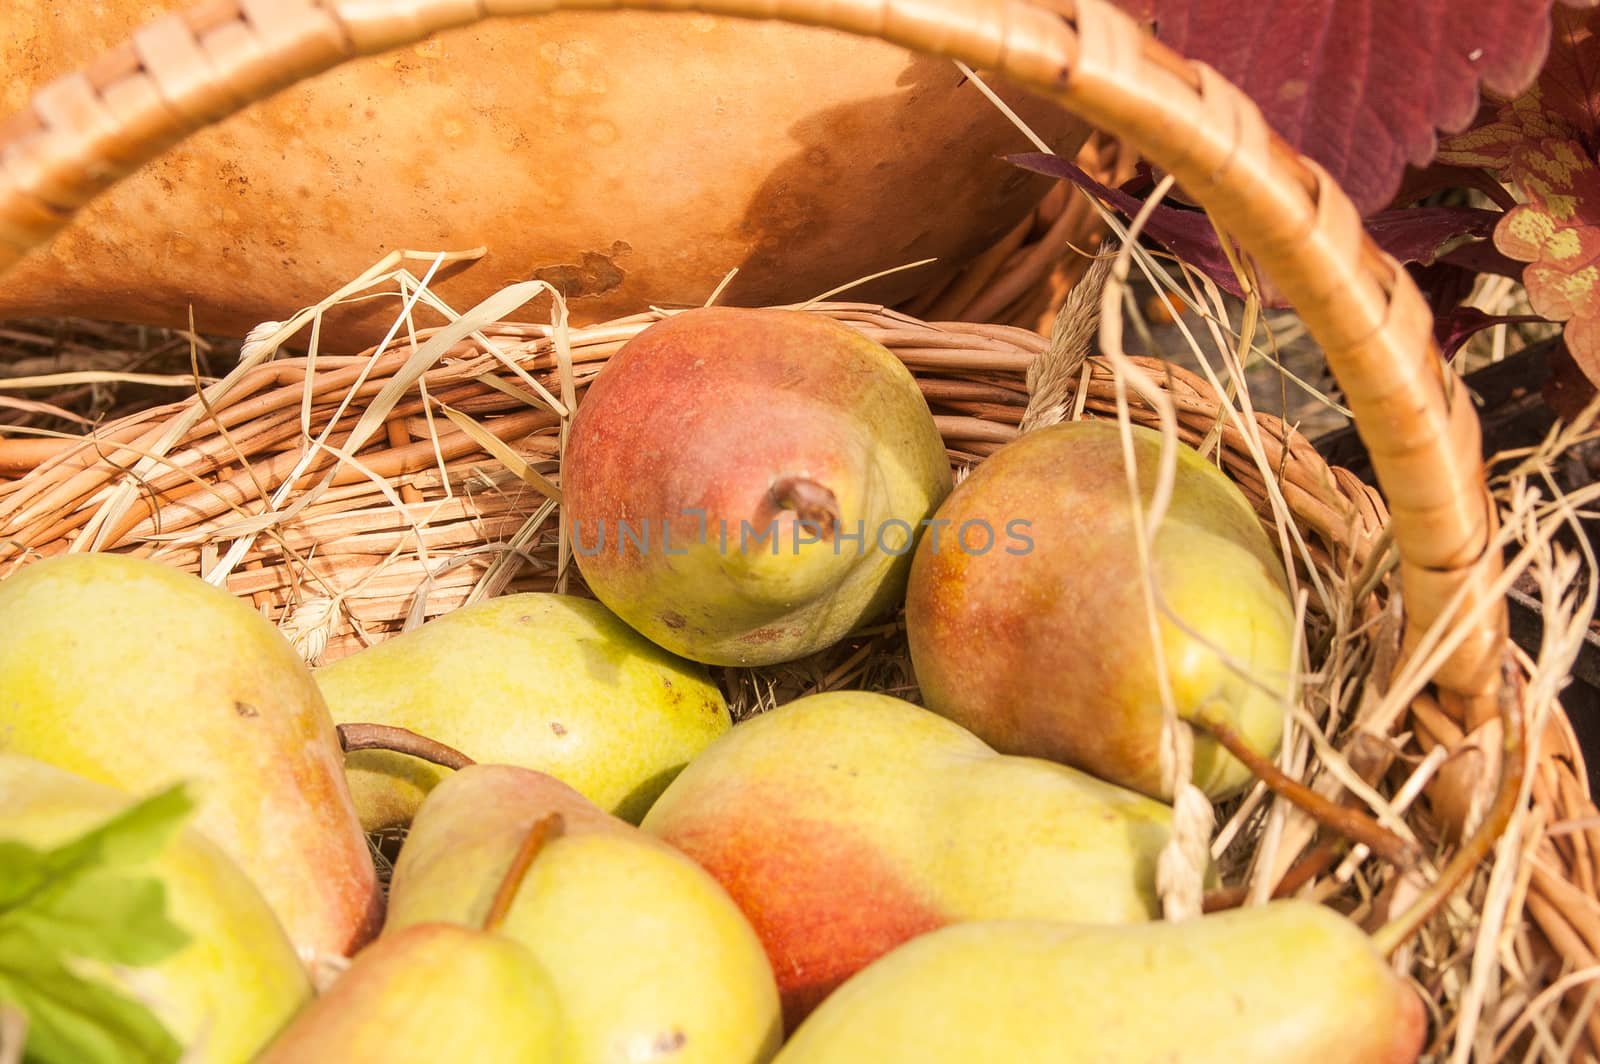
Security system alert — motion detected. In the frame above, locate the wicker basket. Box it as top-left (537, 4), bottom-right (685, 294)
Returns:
top-left (905, 129), bottom-right (1134, 330)
top-left (2, 0), bottom-right (1598, 1059)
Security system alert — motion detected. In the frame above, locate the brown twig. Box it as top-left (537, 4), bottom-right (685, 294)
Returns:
top-left (1201, 836), bottom-right (1346, 913)
top-left (1373, 658), bottom-right (1527, 956)
top-left (1194, 715), bottom-right (1421, 871)
top-left (482, 812), bottom-right (565, 934)
top-left (336, 723), bottom-right (475, 770)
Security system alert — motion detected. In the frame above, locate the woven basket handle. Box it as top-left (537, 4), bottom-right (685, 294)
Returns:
top-left (0, 0), bottom-right (1507, 716)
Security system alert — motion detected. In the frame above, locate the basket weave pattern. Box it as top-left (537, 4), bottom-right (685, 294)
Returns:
top-left (0, 307), bottom-right (1385, 657)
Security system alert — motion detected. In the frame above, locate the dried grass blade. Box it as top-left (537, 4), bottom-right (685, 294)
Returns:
top-left (437, 404), bottom-right (561, 501)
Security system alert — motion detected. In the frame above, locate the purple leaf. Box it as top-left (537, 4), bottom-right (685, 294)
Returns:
top-left (1117, 0), bottom-right (1575, 215)
top-left (1408, 260), bottom-right (1484, 323)
top-left (1437, 8), bottom-right (1600, 389)
top-left (1364, 207), bottom-right (1501, 265)
top-left (1008, 151), bottom-right (1265, 302)
top-left (1009, 152), bottom-right (1508, 308)
top-left (1433, 306), bottom-right (1550, 359)
top-left (1435, 239), bottom-right (1528, 281)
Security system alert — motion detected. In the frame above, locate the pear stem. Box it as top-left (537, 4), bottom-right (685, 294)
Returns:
top-left (482, 812), bottom-right (565, 934)
top-left (1194, 716), bottom-right (1420, 871)
top-left (1201, 837), bottom-right (1342, 913)
top-left (1372, 660), bottom-right (1525, 957)
top-left (767, 475), bottom-right (841, 533)
top-left (336, 723), bottom-right (475, 770)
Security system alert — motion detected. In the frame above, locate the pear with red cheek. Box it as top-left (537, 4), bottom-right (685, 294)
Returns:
top-left (773, 901), bottom-right (1427, 1064)
top-left (906, 420), bottom-right (1295, 800)
top-left (562, 306), bottom-right (952, 666)
top-left (0, 553), bottom-right (381, 967)
top-left (384, 764), bottom-right (782, 1064)
top-left (639, 690), bottom-right (1181, 1030)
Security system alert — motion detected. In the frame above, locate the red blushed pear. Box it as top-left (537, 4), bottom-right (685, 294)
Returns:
top-left (0, 554), bottom-right (381, 966)
top-left (563, 306), bottom-right (952, 666)
top-left (639, 690), bottom-right (1183, 1030)
top-left (669, 810), bottom-right (948, 1027)
top-left (385, 764), bottom-right (782, 1064)
top-left (906, 420), bottom-right (1296, 800)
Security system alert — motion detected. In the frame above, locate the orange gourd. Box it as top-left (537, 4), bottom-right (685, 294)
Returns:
top-left (1, 7), bottom-right (1086, 347)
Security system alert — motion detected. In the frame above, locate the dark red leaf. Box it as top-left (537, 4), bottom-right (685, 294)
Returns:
top-left (1544, 337), bottom-right (1600, 419)
top-left (1008, 152), bottom-right (1507, 308)
top-left (1432, 305), bottom-right (1550, 359)
top-left (1117, 0), bottom-right (1569, 214)
top-left (1436, 6), bottom-right (1600, 168)
top-left (1436, 7), bottom-right (1600, 387)
top-left (1363, 207), bottom-right (1502, 265)
top-left (1392, 161), bottom-right (1519, 211)
top-left (1408, 260), bottom-right (1484, 324)
top-left (1436, 240), bottom-right (1529, 281)
top-left (1007, 151), bottom-right (1268, 302)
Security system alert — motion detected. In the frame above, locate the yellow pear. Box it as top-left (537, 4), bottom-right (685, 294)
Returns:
top-left (255, 922), bottom-right (569, 1063)
top-left (0, 554), bottom-right (380, 964)
top-left (385, 764), bottom-right (782, 1064)
top-left (0, 753), bottom-right (311, 1063)
top-left (774, 901), bottom-right (1426, 1063)
top-left (314, 593), bottom-right (731, 829)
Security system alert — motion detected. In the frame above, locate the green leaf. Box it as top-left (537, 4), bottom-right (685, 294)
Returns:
top-left (0, 784), bottom-right (199, 1064)
top-left (0, 931), bottom-right (181, 1064)
top-left (0, 784), bottom-right (195, 914)
top-left (9, 874), bottom-right (188, 967)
